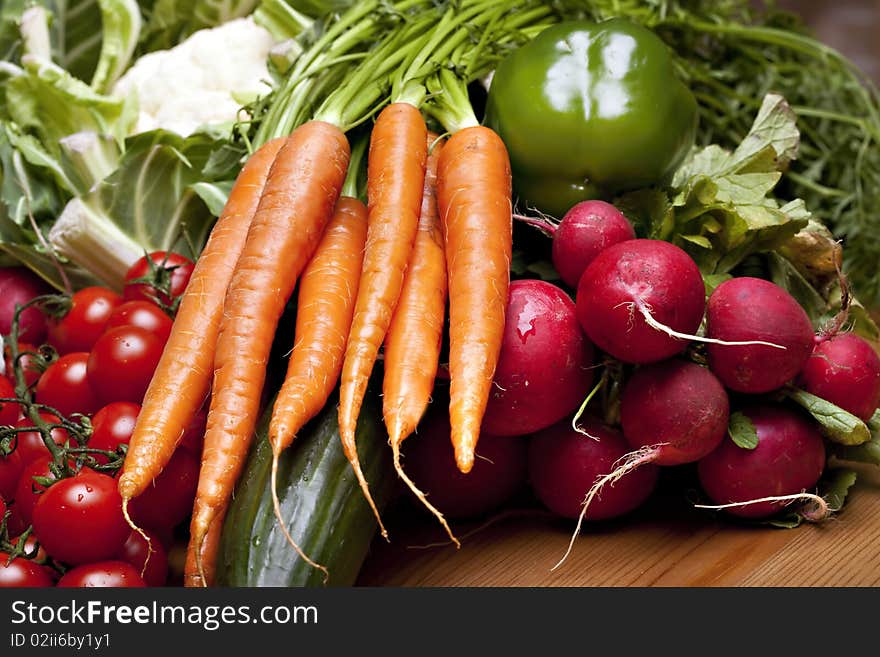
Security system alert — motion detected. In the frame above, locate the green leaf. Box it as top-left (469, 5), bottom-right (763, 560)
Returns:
top-left (47, 128), bottom-right (234, 288)
top-left (613, 188), bottom-right (672, 240)
top-left (821, 468), bottom-right (857, 513)
top-left (728, 411), bottom-right (758, 449)
top-left (253, 0), bottom-right (312, 41)
top-left (5, 57), bottom-right (133, 158)
top-left (767, 252), bottom-right (828, 327)
top-left (833, 411), bottom-right (880, 465)
top-left (728, 93), bottom-right (800, 173)
top-left (191, 179), bottom-right (233, 216)
top-left (786, 388), bottom-right (871, 446)
top-left (90, 0), bottom-right (143, 93)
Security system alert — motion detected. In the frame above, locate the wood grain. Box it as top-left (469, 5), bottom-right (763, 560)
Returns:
top-left (357, 462), bottom-right (880, 587)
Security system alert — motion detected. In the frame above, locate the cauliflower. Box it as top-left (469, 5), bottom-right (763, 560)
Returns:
top-left (113, 17), bottom-right (276, 136)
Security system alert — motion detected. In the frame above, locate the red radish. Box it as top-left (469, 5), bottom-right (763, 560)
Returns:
top-left (706, 277), bottom-right (814, 393)
top-left (554, 359), bottom-right (729, 570)
top-left (481, 279), bottom-right (594, 437)
top-left (551, 201), bottom-right (635, 289)
top-left (0, 267), bottom-right (51, 345)
top-left (575, 239), bottom-right (706, 364)
top-left (798, 333), bottom-right (880, 421)
top-left (528, 416), bottom-right (658, 521)
top-left (697, 403), bottom-right (826, 519)
top-left (0, 496), bottom-right (5, 520)
top-left (403, 408), bottom-right (528, 520)
top-left (620, 359), bottom-right (730, 466)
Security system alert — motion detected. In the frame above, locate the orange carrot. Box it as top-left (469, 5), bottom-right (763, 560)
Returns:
top-left (184, 504), bottom-right (227, 587)
top-left (118, 137), bottom-right (286, 512)
top-left (187, 120), bottom-right (350, 585)
top-left (436, 126), bottom-right (512, 474)
top-left (337, 102), bottom-right (427, 538)
top-left (267, 196), bottom-right (367, 565)
top-left (382, 133), bottom-right (457, 544)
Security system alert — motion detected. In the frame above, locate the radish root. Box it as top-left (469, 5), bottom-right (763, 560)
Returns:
top-left (390, 438), bottom-right (461, 549)
top-left (694, 492), bottom-right (830, 522)
top-left (621, 300), bottom-right (788, 350)
top-left (270, 451), bottom-right (330, 584)
top-left (571, 373), bottom-right (606, 440)
top-left (552, 444), bottom-right (662, 572)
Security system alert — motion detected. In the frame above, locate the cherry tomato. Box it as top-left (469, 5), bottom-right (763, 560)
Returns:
top-left (56, 561), bottom-right (146, 588)
top-left (0, 376), bottom-right (20, 427)
top-left (4, 342), bottom-right (45, 389)
top-left (178, 405), bottom-right (207, 455)
top-left (87, 327), bottom-right (163, 405)
top-left (0, 450), bottom-right (24, 501)
top-left (89, 402), bottom-right (140, 465)
top-left (0, 551), bottom-right (53, 587)
top-left (35, 352), bottom-right (100, 417)
top-left (116, 528), bottom-right (168, 587)
top-left (123, 252), bottom-right (194, 307)
top-left (129, 448), bottom-right (199, 532)
top-left (9, 534), bottom-right (49, 564)
top-left (48, 287), bottom-right (122, 355)
top-left (32, 470), bottom-right (129, 565)
top-left (13, 413), bottom-right (69, 468)
top-left (105, 300), bottom-right (173, 344)
top-left (8, 458), bottom-right (65, 535)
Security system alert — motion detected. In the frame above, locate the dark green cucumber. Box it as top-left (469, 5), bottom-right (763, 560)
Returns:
top-left (216, 386), bottom-right (395, 587)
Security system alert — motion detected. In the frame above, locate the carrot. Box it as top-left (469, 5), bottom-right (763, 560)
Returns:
top-left (118, 137), bottom-right (286, 518)
top-left (337, 102), bottom-right (427, 538)
top-left (436, 125), bottom-right (512, 474)
top-left (187, 120), bottom-right (350, 585)
top-left (184, 504), bottom-right (227, 587)
top-left (267, 195), bottom-right (368, 565)
top-left (382, 133), bottom-right (458, 545)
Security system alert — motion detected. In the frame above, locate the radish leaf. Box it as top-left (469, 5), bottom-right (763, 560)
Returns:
top-left (728, 411), bottom-right (758, 450)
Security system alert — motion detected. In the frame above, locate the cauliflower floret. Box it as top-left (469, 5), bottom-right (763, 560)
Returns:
top-left (113, 17), bottom-right (276, 136)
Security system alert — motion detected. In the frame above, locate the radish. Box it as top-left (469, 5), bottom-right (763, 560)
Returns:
top-left (554, 359), bottom-right (729, 570)
top-left (696, 403), bottom-right (826, 519)
top-left (403, 408), bottom-right (528, 520)
top-left (481, 279), bottom-right (594, 437)
top-left (798, 332), bottom-right (880, 422)
top-left (521, 200), bottom-right (636, 289)
top-left (575, 240), bottom-right (782, 365)
top-left (0, 267), bottom-right (51, 345)
top-left (705, 277), bottom-right (814, 393)
top-left (528, 416), bottom-right (658, 521)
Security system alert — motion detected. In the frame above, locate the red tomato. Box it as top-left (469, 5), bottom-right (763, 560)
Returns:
top-left (47, 287), bottom-right (122, 355)
top-left (0, 450), bottom-right (24, 501)
top-left (35, 352), bottom-right (100, 417)
top-left (32, 470), bottom-right (129, 565)
top-left (116, 528), bottom-right (169, 587)
top-left (13, 413), bottom-right (69, 468)
top-left (129, 448), bottom-right (199, 532)
top-left (0, 552), bottom-right (53, 587)
top-left (4, 342), bottom-right (44, 389)
top-left (105, 300), bottom-right (173, 344)
top-left (0, 376), bottom-right (20, 426)
top-left (123, 252), bottom-right (194, 307)
top-left (56, 561), bottom-right (146, 588)
top-left (178, 405), bottom-right (207, 455)
top-left (9, 534), bottom-right (49, 563)
top-left (89, 402), bottom-right (140, 464)
top-left (8, 458), bottom-right (65, 535)
top-left (87, 327), bottom-right (163, 405)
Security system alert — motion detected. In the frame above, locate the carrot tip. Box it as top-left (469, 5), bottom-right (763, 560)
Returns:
top-left (121, 497), bottom-right (154, 579)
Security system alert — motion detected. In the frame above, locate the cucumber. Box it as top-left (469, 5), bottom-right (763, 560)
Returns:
top-left (216, 385), bottom-right (395, 587)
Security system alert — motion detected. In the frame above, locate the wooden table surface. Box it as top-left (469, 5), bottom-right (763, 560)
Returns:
top-left (357, 461), bottom-right (880, 587)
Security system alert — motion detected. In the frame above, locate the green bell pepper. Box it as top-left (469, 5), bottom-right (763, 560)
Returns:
top-left (484, 18), bottom-right (698, 218)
